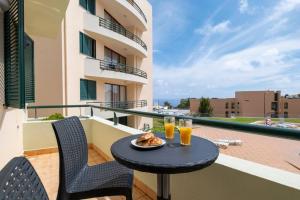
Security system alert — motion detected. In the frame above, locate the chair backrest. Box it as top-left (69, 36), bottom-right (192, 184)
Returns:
top-left (0, 157), bottom-right (49, 200)
top-left (51, 116), bottom-right (88, 188)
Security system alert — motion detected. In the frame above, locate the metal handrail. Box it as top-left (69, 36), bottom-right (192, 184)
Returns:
top-left (99, 17), bottom-right (147, 51)
top-left (26, 104), bottom-right (300, 140)
top-left (94, 58), bottom-right (147, 78)
top-left (125, 0), bottom-right (147, 23)
top-left (87, 100), bottom-right (147, 109)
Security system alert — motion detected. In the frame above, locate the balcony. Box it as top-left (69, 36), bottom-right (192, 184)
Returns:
top-left (88, 100), bottom-right (148, 119)
top-left (98, 0), bottom-right (147, 31)
top-left (23, 105), bottom-right (300, 200)
top-left (83, 12), bottom-right (147, 58)
top-left (84, 58), bottom-right (148, 84)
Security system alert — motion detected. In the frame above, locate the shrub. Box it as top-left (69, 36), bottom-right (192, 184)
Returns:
top-left (44, 113), bottom-right (64, 121)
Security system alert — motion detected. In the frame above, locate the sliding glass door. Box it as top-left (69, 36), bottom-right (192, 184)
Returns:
top-left (104, 47), bottom-right (126, 68)
top-left (105, 84), bottom-right (127, 108)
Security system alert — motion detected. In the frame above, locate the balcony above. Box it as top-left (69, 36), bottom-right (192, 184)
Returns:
top-left (25, 0), bottom-right (70, 37)
top-left (88, 100), bottom-right (148, 119)
top-left (84, 58), bottom-right (148, 84)
top-left (83, 12), bottom-right (147, 58)
top-left (98, 0), bottom-right (147, 31)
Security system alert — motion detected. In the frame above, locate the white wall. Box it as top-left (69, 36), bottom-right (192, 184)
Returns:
top-left (0, 9), bottom-right (25, 169)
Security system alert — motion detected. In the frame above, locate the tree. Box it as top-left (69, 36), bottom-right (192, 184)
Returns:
top-left (176, 98), bottom-right (190, 109)
top-left (164, 101), bottom-right (172, 109)
top-left (198, 97), bottom-right (213, 116)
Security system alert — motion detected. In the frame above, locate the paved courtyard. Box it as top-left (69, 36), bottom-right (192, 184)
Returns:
top-left (193, 125), bottom-right (300, 174)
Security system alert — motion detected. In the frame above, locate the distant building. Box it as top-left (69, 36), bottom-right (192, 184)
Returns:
top-left (190, 91), bottom-right (300, 118)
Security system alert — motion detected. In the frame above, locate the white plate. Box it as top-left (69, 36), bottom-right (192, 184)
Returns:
top-left (131, 138), bottom-right (166, 149)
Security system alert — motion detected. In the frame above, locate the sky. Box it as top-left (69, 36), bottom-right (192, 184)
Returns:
top-left (149, 0), bottom-right (300, 99)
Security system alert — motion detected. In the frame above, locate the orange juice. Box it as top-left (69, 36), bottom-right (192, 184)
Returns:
top-left (164, 123), bottom-right (175, 139)
top-left (180, 127), bottom-right (192, 145)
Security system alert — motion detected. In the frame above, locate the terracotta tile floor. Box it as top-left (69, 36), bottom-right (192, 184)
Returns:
top-left (26, 149), bottom-right (153, 200)
top-left (193, 125), bottom-right (300, 174)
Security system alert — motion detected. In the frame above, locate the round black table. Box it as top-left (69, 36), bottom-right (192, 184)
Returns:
top-left (111, 133), bottom-right (219, 200)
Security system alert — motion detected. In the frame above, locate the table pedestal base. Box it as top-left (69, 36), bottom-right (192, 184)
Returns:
top-left (157, 174), bottom-right (171, 200)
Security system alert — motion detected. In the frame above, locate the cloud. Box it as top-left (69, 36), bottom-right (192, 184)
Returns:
top-left (153, 0), bottom-right (300, 98)
top-left (239, 0), bottom-right (256, 14)
top-left (239, 0), bottom-right (249, 13)
top-left (154, 36), bottom-right (300, 98)
top-left (268, 0), bottom-right (300, 20)
top-left (195, 20), bottom-right (233, 36)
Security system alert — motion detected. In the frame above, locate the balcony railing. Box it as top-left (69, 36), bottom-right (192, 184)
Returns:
top-left (88, 100), bottom-right (147, 110)
top-left (96, 59), bottom-right (147, 79)
top-left (99, 17), bottom-right (147, 51)
top-left (125, 0), bottom-right (147, 23)
top-left (26, 104), bottom-right (300, 140)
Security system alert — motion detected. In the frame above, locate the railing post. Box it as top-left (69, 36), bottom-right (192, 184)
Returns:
top-left (113, 112), bottom-right (118, 125)
top-left (90, 106), bottom-right (93, 117)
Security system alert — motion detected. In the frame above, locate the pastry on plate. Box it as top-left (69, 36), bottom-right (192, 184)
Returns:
top-left (147, 137), bottom-right (163, 146)
top-left (136, 132), bottom-right (155, 143)
top-left (136, 132), bottom-right (163, 147)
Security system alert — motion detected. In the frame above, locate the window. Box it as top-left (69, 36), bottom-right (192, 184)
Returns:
top-left (271, 102), bottom-right (278, 110)
top-left (274, 93), bottom-right (279, 101)
top-left (79, 0), bottom-right (95, 14)
top-left (105, 83), bottom-right (127, 107)
top-left (225, 102), bottom-right (228, 109)
top-left (231, 102), bottom-right (235, 109)
top-left (79, 32), bottom-right (96, 58)
top-left (80, 79), bottom-right (96, 100)
top-left (284, 102), bottom-right (288, 109)
top-left (104, 47), bottom-right (126, 65)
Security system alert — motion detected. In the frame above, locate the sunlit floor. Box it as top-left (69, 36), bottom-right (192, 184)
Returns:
top-left (27, 149), bottom-right (153, 200)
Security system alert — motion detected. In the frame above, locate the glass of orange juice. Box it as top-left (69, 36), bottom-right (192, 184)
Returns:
top-left (164, 116), bottom-right (175, 139)
top-left (179, 119), bottom-right (192, 145)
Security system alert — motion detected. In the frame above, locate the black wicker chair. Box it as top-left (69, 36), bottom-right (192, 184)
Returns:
top-left (0, 157), bottom-right (49, 200)
top-left (51, 116), bottom-right (133, 200)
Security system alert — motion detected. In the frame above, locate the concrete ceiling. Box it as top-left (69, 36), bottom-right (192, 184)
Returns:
top-left (25, 0), bottom-right (69, 38)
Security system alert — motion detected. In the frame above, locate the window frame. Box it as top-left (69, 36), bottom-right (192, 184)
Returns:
top-left (104, 46), bottom-right (126, 65)
top-left (104, 83), bottom-right (127, 103)
top-left (80, 79), bottom-right (97, 101)
top-left (284, 102), bottom-right (288, 109)
top-left (79, 0), bottom-right (95, 15)
top-left (79, 32), bottom-right (96, 58)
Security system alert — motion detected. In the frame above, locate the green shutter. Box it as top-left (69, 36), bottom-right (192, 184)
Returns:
top-left (4, 0), bottom-right (25, 108)
top-left (79, 32), bottom-right (96, 58)
top-left (79, 0), bottom-right (87, 9)
top-left (80, 79), bottom-right (88, 100)
top-left (79, 32), bottom-right (83, 53)
top-left (88, 80), bottom-right (96, 100)
top-left (24, 34), bottom-right (35, 103)
top-left (80, 0), bottom-right (95, 14)
top-left (80, 79), bottom-right (96, 100)
top-left (87, 0), bottom-right (95, 14)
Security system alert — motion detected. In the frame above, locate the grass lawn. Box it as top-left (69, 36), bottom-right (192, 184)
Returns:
top-left (152, 118), bottom-right (300, 131)
top-left (152, 118), bottom-right (165, 133)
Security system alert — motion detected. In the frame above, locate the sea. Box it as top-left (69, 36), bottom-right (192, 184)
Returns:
top-left (153, 99), bottom-right (181, 107)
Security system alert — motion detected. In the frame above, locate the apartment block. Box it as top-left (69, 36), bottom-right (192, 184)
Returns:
top-left (190, 91), bottom-right (300, 118)
top-left (28, 0), bottom-right (153, 129)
